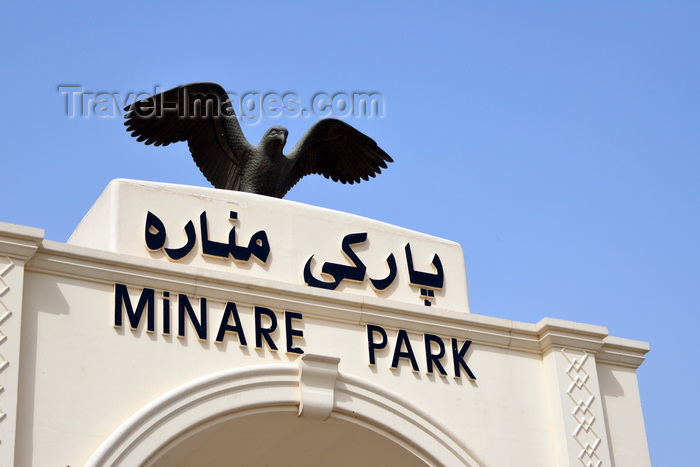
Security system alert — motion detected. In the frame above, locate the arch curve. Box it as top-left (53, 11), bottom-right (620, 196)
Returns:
top-left (87, 363), bottom-right (482, 466)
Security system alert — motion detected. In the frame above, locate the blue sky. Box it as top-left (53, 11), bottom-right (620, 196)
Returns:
top-left (1, 1), bottom-right (698, 463)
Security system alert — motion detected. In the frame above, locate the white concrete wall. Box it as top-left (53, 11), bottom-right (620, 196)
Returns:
top-left (0, 181), bottom-right (650, 466)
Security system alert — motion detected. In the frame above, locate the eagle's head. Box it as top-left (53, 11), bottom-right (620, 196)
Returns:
top-left (261, 126), bottom-right (288, 155)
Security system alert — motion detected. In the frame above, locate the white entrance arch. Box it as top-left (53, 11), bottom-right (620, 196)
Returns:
top-left (87, 362), bottom-right (482, 466)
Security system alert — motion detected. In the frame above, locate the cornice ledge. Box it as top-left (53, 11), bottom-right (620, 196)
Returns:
top-left (536, 317), bottom-right (609, 353)
top-left (596, 336), bottom-right (650, 369)
top-left (358, 305), bottom-right (543, 353)
top-left (29, 240), bottom-right (471, 327)
top-left (0, 221), bottom-right (44, 261)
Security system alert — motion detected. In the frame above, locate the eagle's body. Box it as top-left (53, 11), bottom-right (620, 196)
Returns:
top-left (124, 82), bottom-right (393, 198)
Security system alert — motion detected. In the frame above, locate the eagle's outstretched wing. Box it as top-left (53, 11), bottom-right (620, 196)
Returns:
top-left (123, 82), bottom-right (253, 191)
top-left (281, 119), bottom-right (393, 197)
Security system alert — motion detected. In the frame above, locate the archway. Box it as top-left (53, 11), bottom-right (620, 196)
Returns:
top-left (87, 363), bottom-right (481, 466)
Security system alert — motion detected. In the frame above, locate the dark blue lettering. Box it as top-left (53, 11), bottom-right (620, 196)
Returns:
top-left (367, 324), bottom-right (388, 365)
top-left (178, 295), bottom-right (207, 340)
top-left (215, 302), bottom-right (247, 345)
top-left (391, 329), bottom-right (419, 371)
top-left (424, 333), bottom-right (447, 375)
top-left (162, 291), bottom-right (170, 335)
top-left (255, 306), bottom-right (278, 350)
top-left (284, 311), bottom-right (304, 354)
top-left (114, 284), bottom-right (155, 332)
top-left (452, 338), bottom-right (476, 379)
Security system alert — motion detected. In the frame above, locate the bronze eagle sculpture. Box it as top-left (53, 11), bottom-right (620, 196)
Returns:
top-left (123, 82), bottom-right (393, 198)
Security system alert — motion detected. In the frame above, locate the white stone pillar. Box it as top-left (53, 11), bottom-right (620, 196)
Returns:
top-left (538, 318), bottom-right (613, 467)
top-left (0, 223), bottom-right (43, 467)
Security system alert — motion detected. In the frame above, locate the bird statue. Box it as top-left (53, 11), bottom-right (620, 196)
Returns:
top-left (123, 82), bottom-right (393, 198)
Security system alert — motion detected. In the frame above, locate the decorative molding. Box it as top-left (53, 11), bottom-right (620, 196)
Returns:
top-left (86, 364), bottom-right (300, 467)
top-left (334, 372), bottom-right (484, 466)
top-left (561, 348), bottom-right (602, 467)
top-left (537, 318), bottom-right (608, 354)
top-left (87, 363), bottom-right (482, 467)
top-left (597, 336), bottom-right (649, 369)
top-left (0, 222), bottom-right (44, 261)
top-left (297, 354), bottom-right (340, 420)
top-left (0, 257), bottom-right (13, 313)
top-left (28, 241), bottom-right (648, 362)
top-left (0, 256), bottom-right (13, 426)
